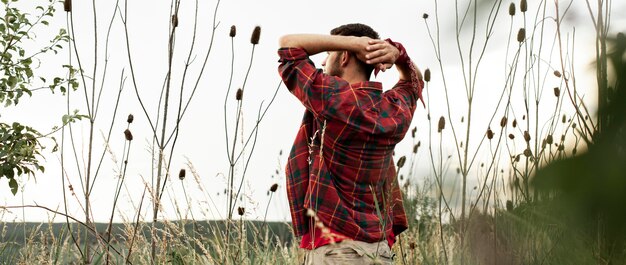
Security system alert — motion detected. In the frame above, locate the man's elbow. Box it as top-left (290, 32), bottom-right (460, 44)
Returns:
top-left (279, 35), bottom-right (295, 48)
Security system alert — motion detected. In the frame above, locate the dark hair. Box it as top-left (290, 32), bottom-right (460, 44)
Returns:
top-left (330, 23), bottom-right (379, 79)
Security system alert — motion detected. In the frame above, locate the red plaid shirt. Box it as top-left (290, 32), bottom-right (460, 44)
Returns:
top-left (278, 47), bottom-right (423, 247)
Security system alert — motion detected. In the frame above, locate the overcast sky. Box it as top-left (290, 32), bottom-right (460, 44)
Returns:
top-left (2, 0), bottom-right (625, 223)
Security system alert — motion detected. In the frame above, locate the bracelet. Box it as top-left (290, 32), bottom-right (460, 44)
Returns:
top-left (384, 38), bottom-right (410, 66)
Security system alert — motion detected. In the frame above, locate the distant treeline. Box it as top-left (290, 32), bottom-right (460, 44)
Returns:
top-left (0, 220), bottom-right (294, 246)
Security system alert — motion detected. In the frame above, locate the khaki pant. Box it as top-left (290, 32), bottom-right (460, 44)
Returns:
top-left (303, 240), bottom-right (394, 265)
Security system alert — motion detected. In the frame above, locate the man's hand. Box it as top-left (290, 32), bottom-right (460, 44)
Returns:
top-left (364, 39), bottom-right (400, 73)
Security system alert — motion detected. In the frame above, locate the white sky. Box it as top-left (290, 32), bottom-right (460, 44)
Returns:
top-left (2, 0), bottom-right (625, 223)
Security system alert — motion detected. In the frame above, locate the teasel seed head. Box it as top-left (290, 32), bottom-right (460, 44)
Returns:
top-left (554, 87), bottom-right (560, 97)
top-left (237, 207), bottom-right (245, 216)
top-left (423, 13), bottom-right (429, 19)
top-left (424, 68), bottom-right (431, 82)
top-left (486, 128), bottom-right (494, 140)
top-left (546, 134), bottom-right (553, 144)
top-left (127, 114), bottom-right (134, 124)
top-left (520, 0), bottom-right (527, 12)
top-left (553, 70), bottom-right (562, 78)
top-left (179, 169), bottom-right (186, 180)
top-left (236, 88), bottom-right (243, 100)
top-left (172, 15), bottom-right (178, 28)
top-left (523, 130), bottom-right (531, 142)
top-left (512, 119), bottom-right (517, 128)
top-left (438, 116), bottom-right (445, 133)
top-left (124, 129), bottom-right (133, 141)
top-left (270, 183), bottom-right (278, 192)
top-left (397, 156), bottom-right (407, 168)
top-left (509, 3), bottom-right (516, 16)
top-left (250, 26), bottom-right (261, 45)
top-left (517, 28), bottom-right (526, 43)
top-left (500, 116), bottom-right (508, 127)
top-left (508, 133), bottom-right (515, 140)
top-left (64, 0), bottom-right (72, 12)
top-left (229, 25), bottom-right (237, 37)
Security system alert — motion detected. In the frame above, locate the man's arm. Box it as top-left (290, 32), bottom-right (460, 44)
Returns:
top-left (363, 39), bottom-right (422, 81)
top-left (279, 34), bottom-right (371, 60)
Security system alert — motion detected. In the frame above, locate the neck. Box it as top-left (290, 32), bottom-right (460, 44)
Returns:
top-left (340, 71), bottom-right (369, 84)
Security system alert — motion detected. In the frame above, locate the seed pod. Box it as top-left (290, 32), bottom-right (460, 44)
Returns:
top-left (424, 68), bottom-right (431, 82)
top-left (558, 144), bottom-right (564, 151)
top-left (127, 114), bottom-right (134, 123)
top-left (546, 134), bottom-right (553, 144)
top-left (486, 128), bottom-right (494, 140)
top-left (515, 154), bottom-right (521, 162)
top-left (553, 70), bottom-right (562, 78)
top-left (517, 28), bottom-right (526, 43)
top-left (572, 123), bottom-right (577, 129)
top-left (172, 15), bottom-right (179, 28)
top-left (523, 148), bottom-right (532, 157)
top-left (562, 115), bottom-right (567, 123)
top-left (554, 87), bottom-right (560, 97)
top-left (520, 0), bottom-right (527, 12)
top-left (509, 3), bottom-right (516, 16)
top-left (413, 144), bottom-right (419, 153)
top-left (251, 26), bottom-right (261, 45)
top-left (229, 25), bottom-right (237, 37)
top-left (523, 130), bottom-right (531, 142)
top-left (411, 127), bottom-right (417, 138)
top-left (561, 134), bottom-right (565, 141)
top-left (427, 114), bottom-right (431, 120)
top-left (508, 134), bottom-right (515, 140)
top-left (461, 116), bottom-right (465, 123)
top-left (236, 88), bottom-right (243, 100)
top-left (523, 115), bottom-right (526, 120)
top-left (397, 156), bottom-right (407, 168)
top-left (500, 116), bottom-right (508, 127)
top-left (423, 13), bottom-right (429, 19)
top-left (417, 141), bottom-right (421, 148)
top-left (64, 0), bottom-right (72, 12)
top-left (438, 116), bottom-right (445, 133)
top-left (179, 169), bottom-right (186, 180)
top-left (237, 207), bottom-right (245, 216)
top-left (512, 119), bottom-right (517, 128)
top-left (124, 129), bottom-right (133, 141)
top-left (270, 183), bottom-right (278, 192)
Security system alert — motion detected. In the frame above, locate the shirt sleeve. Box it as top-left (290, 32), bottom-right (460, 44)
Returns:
top-left (391, 78), bottom-right (425, 110)
top-left (277, 47), bottom-right (344, 117)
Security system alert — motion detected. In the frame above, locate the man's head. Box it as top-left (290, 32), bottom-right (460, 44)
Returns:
top-left (322, 23), bottom-right (379, 80)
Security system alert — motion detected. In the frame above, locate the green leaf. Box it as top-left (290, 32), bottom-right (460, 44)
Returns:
top-left (9, 178), bottom-right (18, 195)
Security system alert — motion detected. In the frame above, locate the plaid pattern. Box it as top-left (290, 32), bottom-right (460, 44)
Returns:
top-left (278, 47), bottom-right (423, 243)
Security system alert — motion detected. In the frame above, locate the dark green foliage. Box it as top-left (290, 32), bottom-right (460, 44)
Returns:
top-left (0, 0), bottom-right (76, 195)
top-left (0, 122), bottom-right (44, 195)
top-left (532, 32), bottom-right (626, 264)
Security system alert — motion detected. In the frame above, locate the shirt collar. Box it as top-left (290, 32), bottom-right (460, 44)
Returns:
top-left (350, 81), bottom-right (383, 91)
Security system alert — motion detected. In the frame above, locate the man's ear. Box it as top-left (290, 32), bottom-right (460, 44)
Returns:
top-left (340, 51), bottom-right (350, 67)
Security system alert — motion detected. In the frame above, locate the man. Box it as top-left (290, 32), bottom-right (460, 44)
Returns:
top-left (277, 23), bottom-right (424, 264)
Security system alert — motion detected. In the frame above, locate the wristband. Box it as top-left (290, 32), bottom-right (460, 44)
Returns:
top-left (383, 38), bottom-right (425, 107)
